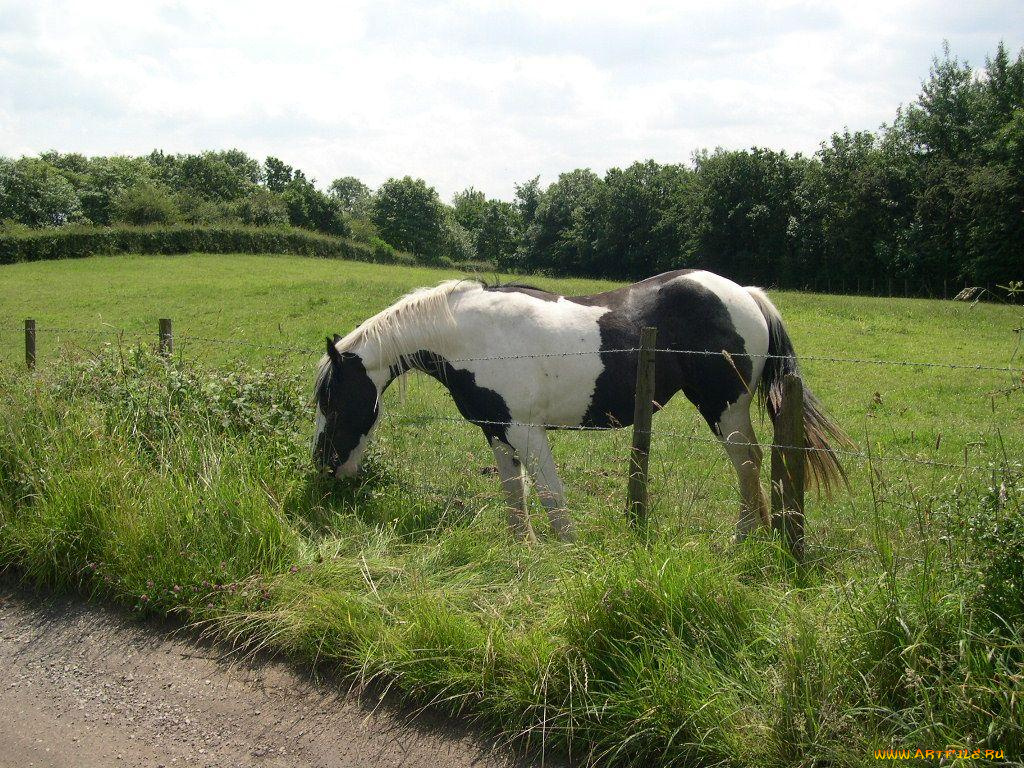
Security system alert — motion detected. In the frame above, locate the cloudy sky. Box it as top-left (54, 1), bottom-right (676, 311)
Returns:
top-left (0, 0), bottom-right (1019, 200)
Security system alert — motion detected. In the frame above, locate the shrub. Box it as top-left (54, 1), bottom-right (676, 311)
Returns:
top-left (111, 182), bottom-right (180, 225)
top-left (967, 464), bottom-right (1024, 628)
top-left (282, 177), bottom-right (349, 237)
top-left (234, 188), bottom-right (289, 227)
top-left (175, 195), bottom-right (235, 225)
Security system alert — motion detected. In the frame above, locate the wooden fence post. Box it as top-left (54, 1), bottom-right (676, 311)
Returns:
top-left (158, 318), bottom-right (173, 356)
top-left (24, 318), bottom-right (36, 370)
top-left (770, 374), bottom-right (806, 561)
top-left (627, 326), bottom-right (658, 534)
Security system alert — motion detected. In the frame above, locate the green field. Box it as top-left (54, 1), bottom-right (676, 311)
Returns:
top-left (1, 253), bottom-right (1022, 766)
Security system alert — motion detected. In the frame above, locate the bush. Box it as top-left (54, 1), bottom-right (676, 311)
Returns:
top-left (175, 196), bottom-right (234, 225)
top-left (967, 464), bottom-right (1024, 628)
top-left (0, 224), bottom-right (414, 266)
top-left (282, 178), bottom-right (349, 237)
top-left (234, 188), bottom-right (289, 227)
top-left (111, 182), bottom-right (179, 226)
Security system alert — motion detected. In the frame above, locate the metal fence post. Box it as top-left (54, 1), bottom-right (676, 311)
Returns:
top-left (25, 318), bottom-right (36, 370)
top-left (159, 318), bottom-right (173, 356)
top-left (627, 326), bottom-right (658, 534)
top-left (770, 374), bottom-right (806, 561)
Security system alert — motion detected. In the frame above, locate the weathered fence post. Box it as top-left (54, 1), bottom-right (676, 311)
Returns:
top-left (771, 374), bottom-right (806, 561)
top-left (627, 326), bottom-right (658, 534)
top-left (158, 318), bottom-right (173, 356)
top-left (24, 318), bottom-right (36, 370)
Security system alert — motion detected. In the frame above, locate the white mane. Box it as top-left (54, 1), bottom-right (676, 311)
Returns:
top-left (315, 279), bottom-right (478, 394)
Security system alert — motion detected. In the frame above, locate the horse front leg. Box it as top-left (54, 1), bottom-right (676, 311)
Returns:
top-left (490, 437), bottom-right (537, 543)
top-left (507, 426), bottom-right (574, 542)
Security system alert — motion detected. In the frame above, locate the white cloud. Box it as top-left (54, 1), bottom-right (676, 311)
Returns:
top-left (0, 0), bottom-right (1019, 199)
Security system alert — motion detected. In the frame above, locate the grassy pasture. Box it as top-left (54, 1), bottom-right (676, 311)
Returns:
top-left (1, 253), bottom-right (1022, 766)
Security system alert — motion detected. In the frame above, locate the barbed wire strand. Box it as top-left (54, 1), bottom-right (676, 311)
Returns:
top-left (382, 413), bottom-right (1017, 473)
top-left (327, 456), bottom-right (975, 561)
top-left (8, 325), bottom-right (1023, 372)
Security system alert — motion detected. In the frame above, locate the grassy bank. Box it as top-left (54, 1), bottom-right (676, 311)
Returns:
top-left (1, 254), bottom-right (1022, 765)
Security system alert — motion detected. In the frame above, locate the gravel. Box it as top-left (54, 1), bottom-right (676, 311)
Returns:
top-left (0, 585), bottom-right (546, 768)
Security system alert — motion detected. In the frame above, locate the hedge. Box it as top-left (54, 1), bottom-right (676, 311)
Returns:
top-left (0, 225), bottom-right (417, 267)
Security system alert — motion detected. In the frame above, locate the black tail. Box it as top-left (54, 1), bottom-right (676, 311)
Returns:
top-left (746, 287), bottom-right (852, 493)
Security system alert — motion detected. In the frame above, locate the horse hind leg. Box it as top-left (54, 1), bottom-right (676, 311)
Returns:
top-left (715, 397), bottom-right (770, 543)
top-left (490, 437), bottom-right (537, 543)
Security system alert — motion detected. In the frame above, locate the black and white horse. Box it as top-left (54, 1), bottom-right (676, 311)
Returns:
top-left (313, 270), bottom-right (847, 543)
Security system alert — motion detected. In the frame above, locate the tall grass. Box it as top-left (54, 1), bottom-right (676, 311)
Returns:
top-left (1, 347), bottom-right (1021, 766)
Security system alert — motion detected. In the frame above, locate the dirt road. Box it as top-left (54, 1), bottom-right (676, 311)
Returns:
top-left (0, 586), bottom-right (541, 768)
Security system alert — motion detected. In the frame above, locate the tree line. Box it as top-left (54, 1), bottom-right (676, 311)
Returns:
top-left (1, 43), bottom-right (1021, 294)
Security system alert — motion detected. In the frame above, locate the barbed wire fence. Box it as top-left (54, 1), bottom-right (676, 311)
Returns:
top-left (8, 316), bottom-right (1024, 562)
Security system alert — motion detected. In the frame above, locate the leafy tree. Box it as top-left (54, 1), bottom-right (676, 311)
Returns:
top-left (451, 186), bottom-right (488, 231)
top-left (905, 43), bottom-right (985, 163)
top-left (514, 176), bottom-right (542, 229)
top-left (38, 151), bottom-right (90, 177)
top-left (282, 177), bottom-right (349, 236)
top-left (477, 200), bottom-right (522, 268)
top-left (219, 149), bottom-right (263, 185)
top-left (442, 211), bottom-right (477, 263)
top-left (155, 151), bottom-right (257, 202)
top-left (795, 130), bottom-right (913, 289)
top-left (519, 169), bottom-right (603, 275)
top-left (371, 177), bottom-right (448, 263)
top-left (264, 157), bottom-right (294, 193)
top-left (590, 161), bottom-right (695, 278)
top-left (328, 176), bottom-right (371, 217)
top-left (73, 155), bottom-right (155, 225)
top-left (689, 148), bottom-right (808, 285)
top-left (0, 157), bottom-right (83, 227)
top-left (111, 181), bottom-right (179, 225)
top-left (235, 187), bottom-right (289, 227)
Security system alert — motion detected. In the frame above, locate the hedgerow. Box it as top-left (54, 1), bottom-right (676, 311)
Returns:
top-left (0, 224), bottom-right (415, 266)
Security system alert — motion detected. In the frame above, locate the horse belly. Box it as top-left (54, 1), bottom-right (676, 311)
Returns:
top-left (519, 355), bottom-right (604, 426)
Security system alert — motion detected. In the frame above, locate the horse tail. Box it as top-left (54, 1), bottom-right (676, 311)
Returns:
top-left (746, 287), bottom-right (852, 494)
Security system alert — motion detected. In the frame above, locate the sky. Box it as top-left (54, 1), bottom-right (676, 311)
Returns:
top-left (0, 0), bottom-right (1020, 200)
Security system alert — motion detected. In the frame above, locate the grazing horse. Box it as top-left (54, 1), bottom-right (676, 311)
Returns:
top-left (313, 270), bottom-right (848, 543)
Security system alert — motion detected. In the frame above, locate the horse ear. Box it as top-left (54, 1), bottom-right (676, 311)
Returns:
top-left (325, 336), bottom-right (343, 365)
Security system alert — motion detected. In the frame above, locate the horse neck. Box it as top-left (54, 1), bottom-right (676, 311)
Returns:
top-left (351, 315), bottom-right (454, 383)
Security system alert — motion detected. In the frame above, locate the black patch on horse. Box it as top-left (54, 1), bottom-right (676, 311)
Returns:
top-left (403, 350), bottom-right (515, 445)
top-left (570, 270), bottom-right (752, 431)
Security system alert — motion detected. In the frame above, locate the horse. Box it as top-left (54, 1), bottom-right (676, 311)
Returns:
top-left (313, 269), bottom-right (849, 544)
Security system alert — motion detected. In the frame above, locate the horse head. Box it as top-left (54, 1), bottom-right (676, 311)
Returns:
top-left (312, 335), bottom-right (379, 477)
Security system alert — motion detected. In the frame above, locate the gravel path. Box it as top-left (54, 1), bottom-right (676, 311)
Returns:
top-left (0, 586), bottom-right (543, 768)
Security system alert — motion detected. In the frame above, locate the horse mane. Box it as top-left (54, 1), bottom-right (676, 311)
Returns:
top-left (315, 279), bottom-right (479, 397)
top-left (482, 280), bottom-right (549, 293)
